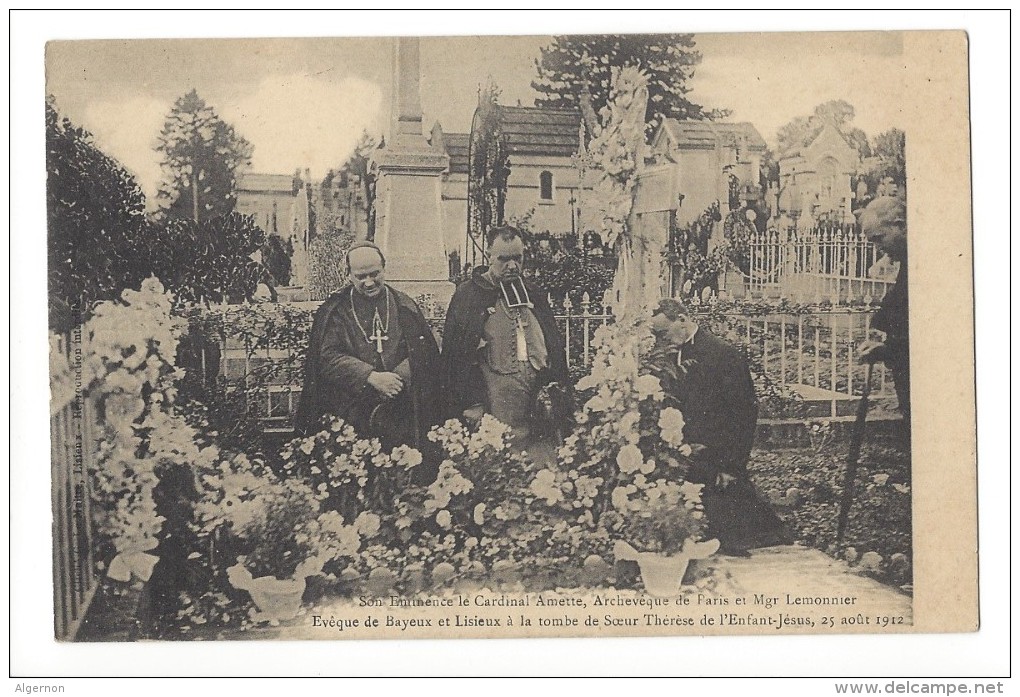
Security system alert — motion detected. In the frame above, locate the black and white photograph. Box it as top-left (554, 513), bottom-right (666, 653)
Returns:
top-left (13, 9), bottom-right (1003, 684)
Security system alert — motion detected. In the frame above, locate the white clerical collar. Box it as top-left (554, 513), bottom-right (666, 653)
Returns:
top-left (499, 278), bottom-right (533, 309)
top-left (676, 326), bottom-right (698, 366)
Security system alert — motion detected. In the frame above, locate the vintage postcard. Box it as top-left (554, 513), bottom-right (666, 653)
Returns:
top-left (41, 27), bottom-right (976, 650)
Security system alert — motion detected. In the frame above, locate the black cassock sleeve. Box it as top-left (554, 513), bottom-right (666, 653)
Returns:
top-left (530, 288), bottom-right (568, 386)
top-left (439, 286), bottom-right (488, 420)
top-left (699, 349), bottom-right (759, 478)
top-left (317, 313), bottom-right (375, 396)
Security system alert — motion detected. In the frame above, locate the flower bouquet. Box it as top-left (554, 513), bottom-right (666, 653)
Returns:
top-left (413, 415), bottom-right (554, 589)
top-left (530, 318), bottom-right (719, 593)
top-left (282, 417), bottom-right (424, 535)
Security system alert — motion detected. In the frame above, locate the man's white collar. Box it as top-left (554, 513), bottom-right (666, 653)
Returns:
top-left (676, 325), bottom-right (698, 365)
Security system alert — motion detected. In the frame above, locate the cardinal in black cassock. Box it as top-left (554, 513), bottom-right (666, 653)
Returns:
top-left (295, 244), bottom-right (442, 457)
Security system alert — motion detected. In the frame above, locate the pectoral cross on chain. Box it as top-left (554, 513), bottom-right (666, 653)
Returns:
top-left (515, 315), bottom-right (529, 362)
top-left (369, 310), bottom-right (389, 354)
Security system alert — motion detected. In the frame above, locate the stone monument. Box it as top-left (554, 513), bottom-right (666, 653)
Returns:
top-left (374, 37), bottom-right (454, 304)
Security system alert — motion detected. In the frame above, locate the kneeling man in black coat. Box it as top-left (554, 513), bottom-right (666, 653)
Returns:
top-left (648, 298), bottom-right (788, 556)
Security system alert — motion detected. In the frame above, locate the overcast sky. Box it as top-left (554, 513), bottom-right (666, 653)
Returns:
top-left (46, 31), bottom-right (906, 200)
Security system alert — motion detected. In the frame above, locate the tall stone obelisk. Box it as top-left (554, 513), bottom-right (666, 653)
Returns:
top-left (374, 37), bottom-right (454, 303)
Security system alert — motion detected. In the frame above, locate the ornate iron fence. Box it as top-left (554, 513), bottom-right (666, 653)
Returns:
top-left (194, 293), bottom-right (899, 431)
top-left (719, 307), bottom-right (896, 418)
top-left (744, 223), bottom-right (898, 302)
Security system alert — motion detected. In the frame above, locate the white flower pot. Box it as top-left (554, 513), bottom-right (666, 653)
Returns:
top-left (227, 562), bottom-right (307, 621)
top-left (614, 538), bottom-right (720, 597)
top-left (246, 576), bottom-right (306, 621)
top-left (635, 553), bottom-right (691, 597)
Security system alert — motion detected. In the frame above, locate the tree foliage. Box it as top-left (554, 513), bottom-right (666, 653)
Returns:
top-left (46, 98), bottom-right (153, 323)
top-left (148, 212), bottom-right (267, 304)
top-left (511, 208), bottom-right (615, 307)
top-left (263, 234), bottom-right (294, 287)
top-left (531, 250), bottom-right (616, 307)
top-left (776, 99), bottom-right (871, 160)
top-left (864, 128), bottom-right (906, 190)
top-left (307, 227), bottom-right (356, 300)
top-left (317, 130), bottom-right (378, 241)
top-left (156, 89), bottom-right (253, 222)
top-left (47, 99), bottom-right (269, 315)
top-left (532, 34), bottom-right (723, 134)
top-left (466, 82), bottom-right (512, 263)
top-left (343, 131), bottom-right (378, 240)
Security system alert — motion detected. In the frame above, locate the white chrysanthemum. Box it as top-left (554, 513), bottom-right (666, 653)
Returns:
top-left (391, 444), bottom-right (423, 469)
top-left (680, 481), bottom-right (704, 504)
top-left (634, 374), bottom-right (663, 401)
top-left (354, 512), bottom-right (381, 537)
top-left (611, 484), bottom-right (636, 511)
top-left (529, 469), bottom-right (563, 505)
top-left (658, 407), bottom-right (686, 446)
top-left (618, 410), bottom-right (640, 434)
top-left (616, 444), bottom-right (643, 474)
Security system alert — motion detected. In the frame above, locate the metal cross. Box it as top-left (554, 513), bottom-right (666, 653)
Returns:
top-left (515, 315), bottom-right (528, 362)
top-left (369, 311), bottom-right (388, 354)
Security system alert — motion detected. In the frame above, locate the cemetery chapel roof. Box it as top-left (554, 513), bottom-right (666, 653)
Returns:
top-left (495, 105), bottom-right (581, 158)
top-left (779, 120), bottom-right (855, 159)
top-left (658, 118), bottom-right (767, 151)
top-left (237, 173), bottom-right (299, 195)
top-left (429, 123), bottom-right (470, 174)
top-left (442, 133), bottom-right (471, 174)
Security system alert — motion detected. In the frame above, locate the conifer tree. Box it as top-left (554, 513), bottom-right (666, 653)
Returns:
top-left (155, 89), bottom-right (253, 222)
top-left (532, 34), bottom-right (722, 134)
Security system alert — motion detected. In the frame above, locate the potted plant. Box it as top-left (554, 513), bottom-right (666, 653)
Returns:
top-left (220, 480), bottom-right (322, 621)
top-left (605, 479), bottom-right (719, 596)
top-left (528, 318), bottom-right (721, 594)
top-left (192, 450), bottom-right (364, 622)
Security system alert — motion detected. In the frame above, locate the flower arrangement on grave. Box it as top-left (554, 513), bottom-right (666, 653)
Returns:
top-left (187, 443), bottom-right (368, 622)
top-left (193, 451), bottom-right (360, 581)
top-left (54, 278), bottom-right (186, 582)
top-left (278, 413), bottom-right (613, 592)
top-left (603, 479), bottom-right (708, 557)
top-left (530, 318), bottom-right (717, 587)
top-left (416, 415), bottom-right (606, 588)
top-left (281, 417), bottom-right (423, 537)
top-left (666, 202), bottom-right (732, 300)
top-left (577, 66), bottom-right (649, 250)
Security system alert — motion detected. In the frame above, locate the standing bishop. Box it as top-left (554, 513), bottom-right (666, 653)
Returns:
top-left (440, 225), bottom-right (568, 445)
top-left (296, 242), bottom-right (442, 452)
